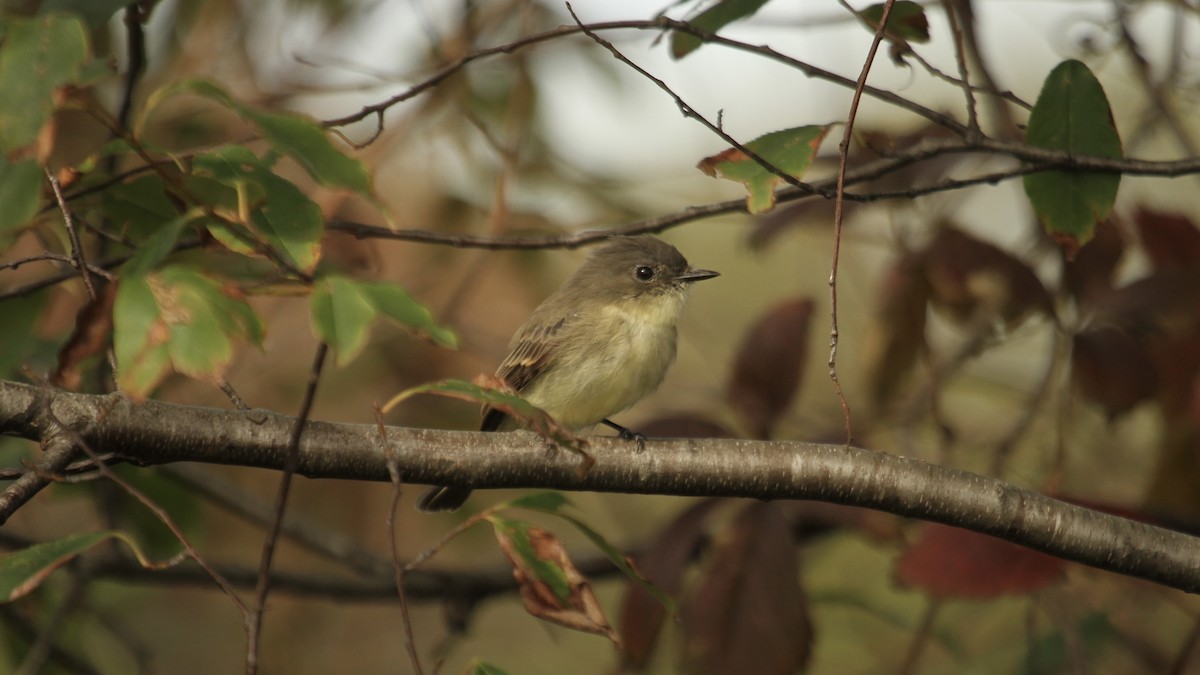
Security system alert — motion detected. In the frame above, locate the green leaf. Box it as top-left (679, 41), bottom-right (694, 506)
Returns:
top-left (359, 281), bottom-right (458, 348)
top-left (40, 0), bottom-right (132, 28)
top-left (114, 267), bottom-right (264, 398)
top-left (1022, 59), bottom-right (1122, 258)
top-left (488, 516), bottom-right (573, 602)
top-left (310, 275), bottom-right (378, 365)
top-left (0, 14), bottom-right (89, 152)
top-left (114, 275), bottom-right (172, 397)
top-left (103, 174), bottom-right (180, 240)
top-left (671, 0), bottom-right (771, 59)
top-left (0, 531), bottom-right (158, 602)
top-left (168, 80), bottom-right (372, 194)
top-left (0, 157), bottom-right (42, 235)
top-left (698, 125), bottom-right (833, 213)
top-left (858, 1), bottom-right (930, 43)
top-left (155, 266), bottom-right (262, 377)
top-left (159, 273), bottom-right (235, 379)
top-left (123, 212), bottom-right (195, 277)
top-left (192, 147), bottom-right (324, 272)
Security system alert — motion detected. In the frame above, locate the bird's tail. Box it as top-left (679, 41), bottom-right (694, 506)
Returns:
top-left (415, 486), bottom-right (473, 513)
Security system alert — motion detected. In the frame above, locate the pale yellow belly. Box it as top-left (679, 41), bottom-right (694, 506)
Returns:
top-left (523, 311), bottom-right (677, 430)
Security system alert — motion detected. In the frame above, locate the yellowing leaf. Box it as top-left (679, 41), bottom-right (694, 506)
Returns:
top-left (698, 125), bottom-right (832, 214)
top-left (488, 517), bottom-right (619, 643)
top-left (0, 14), bottom-right (88, 153)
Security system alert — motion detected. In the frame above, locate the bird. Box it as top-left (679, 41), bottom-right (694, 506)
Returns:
top-left (416, 235), bottom-right (718, 512)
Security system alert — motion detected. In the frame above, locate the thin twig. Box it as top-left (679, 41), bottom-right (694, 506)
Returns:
top-left (1112, 0), bottom-right (1199, 156)
top-left (0, 252), bottom-right (116, 279)
top-left (44, 169), bottom-right (98, 301)
top-left (568, 5), bottom-right (825, 203)
top-left (943, 1), bottom-right (981, 135)
top-left (245, 342), bottom-right (328, 675)
top-left (829, 0), bottom-right (899, 443)
top-left (375, 408), bottom-right (426, 674)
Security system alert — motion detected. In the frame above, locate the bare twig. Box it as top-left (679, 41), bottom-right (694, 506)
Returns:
top-left (828, 0), bottom-right (899, 444)
top-left (0, 252), bottom-right (116, 279)
top-left (1112, 0), bottom-right (1199, 156)
top-left (943, 0), bottom-right (981, 135)
top-left (568, 5), bottom-right (826, 205)
top-left (246, 342), bottom-right (328, 675)
top-left (44, 169), bottom-right (98, 301)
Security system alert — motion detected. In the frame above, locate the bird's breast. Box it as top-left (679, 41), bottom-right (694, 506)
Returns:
top-left (522, 297), bottom-right (682, 429)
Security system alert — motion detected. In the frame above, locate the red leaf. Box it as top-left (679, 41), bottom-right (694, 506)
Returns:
top-left (923, 227), bottom-right (1053, 325)
top-left (682, 502), bottom-right (811, 675)
top-left (1062, 216), bottom-right (1125, 306)
top-left (1134, 206), bottom-right (1200, 269)
top-left (895, 523), bottom-right (1065, 599)
top-left (618, 498), bottom-right (724, 670)
top-left (1071, 326), bottom-right (1157, 419)
top-left (726, 298), bottom-right (814, 438)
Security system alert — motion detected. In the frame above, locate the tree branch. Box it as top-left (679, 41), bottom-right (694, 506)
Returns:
top-left (1, 379), bottom-right (1198, 594)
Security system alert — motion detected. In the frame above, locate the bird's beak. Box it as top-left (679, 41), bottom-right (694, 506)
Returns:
top-left (677, 268), bottom-right (719, 283)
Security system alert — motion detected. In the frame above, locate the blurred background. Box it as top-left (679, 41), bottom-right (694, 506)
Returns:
top-left (3, 0), bottom-right (1200, 672)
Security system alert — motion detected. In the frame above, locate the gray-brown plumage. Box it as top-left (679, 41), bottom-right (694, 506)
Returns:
top-left (417, 236), bottom-right (717, 512)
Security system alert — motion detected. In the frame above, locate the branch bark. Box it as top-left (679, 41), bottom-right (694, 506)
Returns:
top-left (2, 379), bottom-right (1198, 595)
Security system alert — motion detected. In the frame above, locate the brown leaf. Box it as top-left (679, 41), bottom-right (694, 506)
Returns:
top-left (1062, 216), bottom-right (1124, 306)
top-left (618, 499), bottom-right (724, 670)
top-left (51, 282), bottom-right (117, 390)
top-left (1071, 326), bottom-right (1157, 419)
top-left (1134, 206), bottom-right (1200, 270)
top-left (726, 298), bottom-right (814, 438)
top-left (682, 502), bottom-right (811, 675)
top-left (1089, 269), bottom-right (1200, 340)
top-left (895, 522), bottom-right (1065, 599)
top-left (923, 227), bottom-right (1053, 325)
top-left (492, 521), bottom-right (618, 643)
top-left (867, 252), bottom-right (929, 408)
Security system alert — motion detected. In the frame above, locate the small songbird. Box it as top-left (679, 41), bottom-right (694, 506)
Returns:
top-left (417, 236), bottom-right (719, 512)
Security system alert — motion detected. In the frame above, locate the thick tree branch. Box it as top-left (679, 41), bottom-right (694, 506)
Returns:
top-left (1, 380), bottom-right (1198, 595)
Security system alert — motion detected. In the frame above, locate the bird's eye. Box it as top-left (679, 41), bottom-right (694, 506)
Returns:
top-left (635, 266), bottom-right (655, 282)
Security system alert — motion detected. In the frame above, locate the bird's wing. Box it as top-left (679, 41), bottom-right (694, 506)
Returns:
top-left (481, 315), bottom-right (568, 431)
